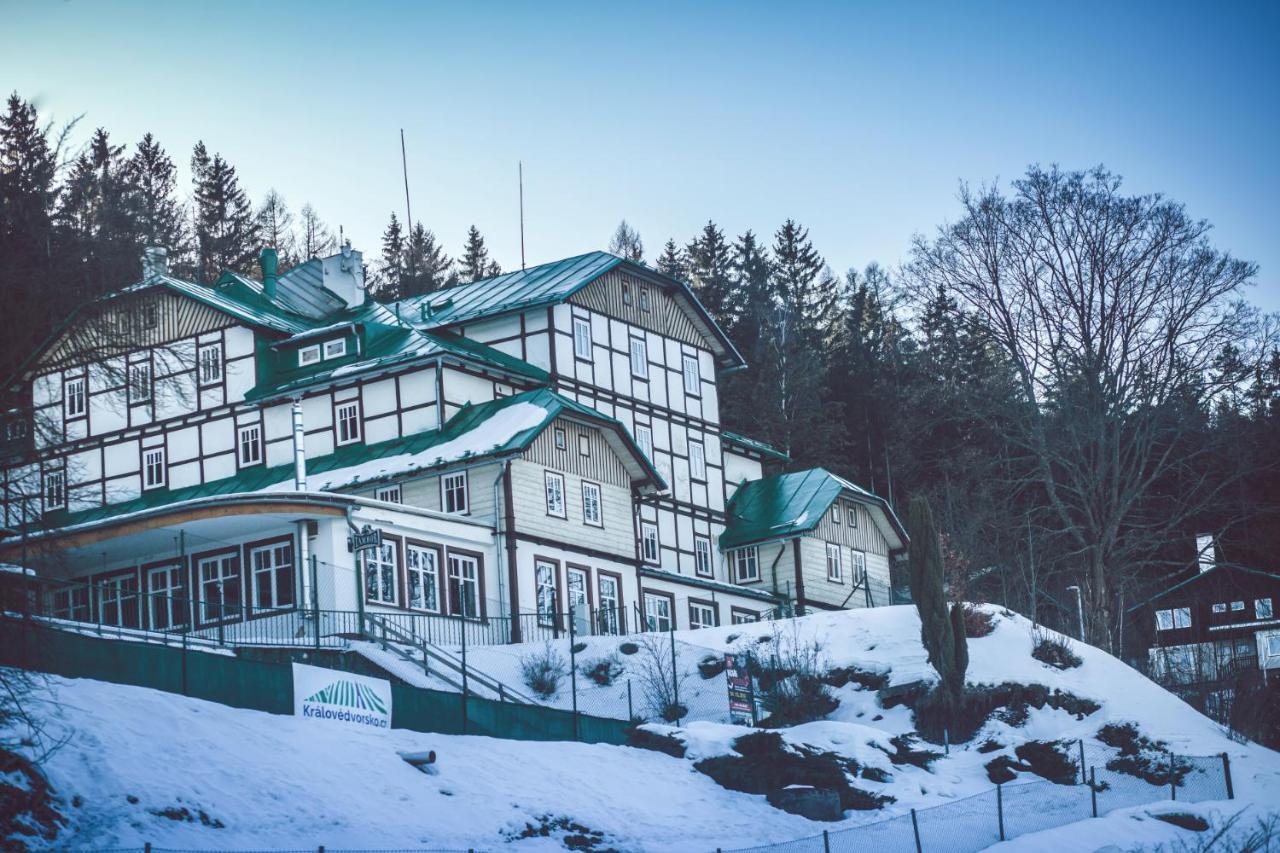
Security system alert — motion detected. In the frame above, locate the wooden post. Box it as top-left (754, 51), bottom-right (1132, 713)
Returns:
top-left (910, 808), bottom-right (923, 853)
top-left (997, 782), bottom-right (1005, 841)
top-left (569, 604), bottom-right (579, 741)
top-left (1221, 752), bottom-right (1234, 799)
top-left (627, 679), bottom-right (633, 721)
top-left (1078, 739), bottom-right (1086, 784)
top-left (1090, 767), bottom-right (1098, 818)
top-left (1169, 751), bottom-right (1176, 801)
top-left (822, 829), bottom-right (831, 853)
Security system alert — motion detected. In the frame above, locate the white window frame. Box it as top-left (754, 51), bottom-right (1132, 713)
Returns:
top-left (847, 501), bottom-right (858, 528)
top-left (406, 544), bottom-right (440, 612)
top-left (635, 424), bottom-right (653, 460)
top-left (640, 522), bottom-right (660, 564)
top-left (581, 480), bottom-right (603, 527)
top-left (336, 401), bottom-right (360, 445)
top-left (1257, 598), bottom-right (1274, 620)
top-left (442, 471), bottom-right (468, 514)
top-left (198, 553), bottom-right (240, 623)
top-left (535, 559), bottom-right (558, 626)
top-left (689, 439), bottom-right (706, 481)
top-left (694, 535), bottom-right (713, 578)
top-left (447, 552), bottom-right (480, 618)
top-left (733, 547), bottom-right (760, 583)
top-left (849, 549), bottom-right (867, 584)
top-left (198, 343), bottom-right (223, 386)
top-left (682, 354), bottom-right (700, 396)
top-left (1269, 634), bottom-right (1280, 657)
top-left (644, 593), bottom-right (672, 633)
top-left (147, 563), bottom-right (186, 631)
top-left (573, 317), bottom-right (592, 360)
top-left (689, 601), bottom-right (716, 630)
top-left (554, 427), bottom-right (567, 450)
top-left (64, 376), bottom-right (86, 419)
top-left (142, 446), bottom-right (165, 490)
top-left (363, 540), bottom-right (398, 606)
top-left (1212, 603), bottom-right (1227, 614)
top-left (597, 574), bottom-right (621, 635)
top-left (544, 471), bottom-right (566, 518)
top-left (237, 423), bottom-right (263, 466)
top-left (129, 362), bottom-right (151, 404)
top-left (578, 433), bottom-right (591, 457)
top-left (832, 502), bottom-right (842, 525)
top-left (375, 484), bottom-right (403, 504)
top-left (629, 336), bottom-right (648, 379)
top-left (1157, 607), bottom-right (1191, 630)
top-left (639, 287), bottom-right (651, 311)
top-left (731, 610), bottom-right (758, 626)
top-left (43, 469), bottom-right (66, 512)
top-left (298, 345), bottom-right (321, 366)
top-left (249, 541), bottom-right (294, 611)
top-left (827, 542), bottom-right (843, 582)
top-left (322, 338), bottom-right (347, 360)
top-left (1231, 600), bottom-right (1245, 611)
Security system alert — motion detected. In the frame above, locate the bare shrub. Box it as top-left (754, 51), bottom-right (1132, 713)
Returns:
top-left (519, 642), bottom-right (566, 699)
top-left (1031, 626), bottom-right (1082, 670)
top-left (580, 654), bottom-right (622, 687)
top-left (960, 604), bottom-right (995, 638)
top-left (754, 625), bottom-right (838, 727)
top-left (632, 634), bottom-right (689, 722)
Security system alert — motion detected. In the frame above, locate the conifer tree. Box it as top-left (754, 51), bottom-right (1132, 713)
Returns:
top-left (298, 203), bottom-right (334, 259)
top-left (190, 141), bottom-right (258, 280)
top-left (720, 230), bottom-right (782, 440)
top-left (59, 128), bottom-right (143, 295)
top-left (403, 222), bottom-right (455, 296)
top-left (655, 238), bottom-right (687, 281)
top-left (607, 220), bottom-right (644, 262)
top-left (908, 495), bottom-right (965, 699)
top-left (127, 134), bottom-right (189, 274)
top-left (255, 190), bottom-right (297, 270)
top-left (374, 212), bottom-right (406, 299)
top-left (685, 221), bottom-right (735, 330)
top-left (459, 225), bottom-right (499, 282)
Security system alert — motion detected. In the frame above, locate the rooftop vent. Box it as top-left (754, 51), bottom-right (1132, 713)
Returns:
top-left (142, 246), bottom-right (169, 279)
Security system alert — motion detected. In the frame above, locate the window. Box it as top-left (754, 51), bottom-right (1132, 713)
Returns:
top-left (143, 447), bottom-right (165, 490)
top-left (375, 484), bottom-right (402, 503)
top-left (566, 567), bottom-right (589, 623)
top-left (447, 553), bottom-right (480, 618)
top-left (442, 471), bottom-right (468, 514)
top-left (535, 560), bottom-right (558, 626)
top-left (545, 471), bottom-right (566, 517)
top-left (579, 433), bottom-right (591, 457)
top-left (298, 345), bottom-right (321, 366)
top-left (98, 574), bottom-right (140, 628)
top-left (733, 547), bottom-right (760, 583)
top-left (581, 481), bottom-right (603, 526)
top-left (406, 544), bottom-right (439, 612)
top-left (250, 541), bottom-right (294, 610)
top-left (64, 376), bottom-right (86, 418)
top-left (1156, 607), bottom-right (1192, 631)
top-left (1270, 635), bottom-right (1280, 657)
top-left (1231, 600), bottom-right (1245, 611)
top-left (198, 554), bottom-right (240, 622)
top-left (731, 609), bottom-right (758, 626)
top-left (629, 337), bottom-right (648, 379)
top-left (597, 574), bottom-right (621, 634)
top-left (832, 502), bottom-right (842, 525)
top-left (635, 424), bottom-right (653, 460)
top-left (694, 536), bottom-right (713, 578)
top-left (827, 543), bottom-right (843, 582)
top-left (644, 593), bottom-right (672, 632)
top-left (1257, 598), bottom-right (1274, 620)
top-left (689, 440), bottom-right (706, 481)
top-left (641, 522), bottom-right (659, 564)
top-left (336, 402), bottom-right (360, 445)
top-left (639, 288), bottom-right (651, 311)
top-left (198, 344), bottom-right (223, 385)
top-left (554, 428), bottom-right (567, 450)
top-left (50, 585), bottom-right (90, 622)
top-left (237, 424), bottom-right (263, 466)
top-left (323, 339), bottom-right (347, 359)
top-left (621, 282), bottom-right (632, 305)
top-left (689, 601), bottom-right (717, 630)
top-left (129, 363), bottom-right (151, 404)
top-left (363, 540), bottom-right (398, 605)
top-left (682, 354), bottom-right (700, 395)
top-left (573, 317), bottom-right (592, 360)
top-left (147, 564), bottom-right (186, 630)
top-left (847, 502), bottom-right (858, 528)
top-left (43, 470), bottom-right (66, 512)
top-left (849, 549), bottom-right (867, 584)
top-left (1212, 603), bottom-right (1227, 614)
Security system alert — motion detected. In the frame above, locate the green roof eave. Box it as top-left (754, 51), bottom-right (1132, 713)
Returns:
top-left (638, 567), bottom-right (783, 603)
top-left (722, 431), bottom-right (790, 463)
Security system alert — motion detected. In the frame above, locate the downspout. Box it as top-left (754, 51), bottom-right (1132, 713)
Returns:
top-left (501, 461), bottom-right (522, 642)
top-left (490, 461), bottom-right (508, 631)
top-left (792, 539), bottom-right (805, 617)
top-left (291, 396), bottom-right (306, 491)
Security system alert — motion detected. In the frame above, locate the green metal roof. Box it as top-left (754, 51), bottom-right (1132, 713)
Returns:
top-left (720, 467), bottom-right (907, 551)
top-left (722, 430), bottom-right (790, 463)
top-left (1125, 564), bottom-right (1280, 612)
top-left (41, 388), bottom-right (661, 533)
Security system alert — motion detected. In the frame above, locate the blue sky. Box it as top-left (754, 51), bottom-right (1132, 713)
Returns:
top-left (7, 0), bottom-right (1279, 309)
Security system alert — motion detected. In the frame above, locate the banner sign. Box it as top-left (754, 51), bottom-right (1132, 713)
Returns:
top-left (293, 663), bottom-right (392, 731)
top-left (724, 653), bottom-right (756, 726)
top-left (349, 525), bottom-right (382, 554)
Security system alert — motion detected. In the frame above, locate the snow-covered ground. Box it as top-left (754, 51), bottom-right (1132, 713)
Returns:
top-left (5, 604), bottom-right (1280, 850)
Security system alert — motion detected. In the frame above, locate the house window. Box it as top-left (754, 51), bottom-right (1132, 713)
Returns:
top-left (142, 447), bottom-right (165, 490)
top-left (536, 560), bottom-right (558, 626)
top-left (250, 541), bottom-right (294, 610)
top-left (641, 522), bottom-right (659, 564)
top-left (689, 601), bottom-right (716, 630)
top-left (129, 363), bottom-right (151, 404)
top-left (689, 440), bottom-right (706, 481)
top-left (323, 339), bottom-right (347, 359)
top-left (597, 574), bottom-right (621, 635)
top-left (147, 564), bottom-right (186, 630)
top-left (442, 471), bottom-right (468, 514)
top-left (406, 544), bottom-right (439, 612)
top-left (635, 424), bottom-right (653, 460)
top-left (827, 543), bottom-right (843, 582)
top-left (644, 593), bottom-right (672, 633)
top-left (545, 471), bottom-right (566, 518)
top-left (50, 585), bottom-right (90, 622)
top-left (237, 424), bottom-right (263, 466)
top-left (573, 317), bottom-right (592, 360)
top-left (140, 302), bottom-right (158, 330)
top-left (639, 288), bottom-right (651, 311)
top-left (581, 481), bottom-right (603, 527)
top-left (447, 553), bottom-right (480, 618)
top-left (554, 428), bottom-right (567, 450)
top-left (198, 344), bottom-right (223, 385)
top-left (64, 376), bottom-right (86, 419)
top-left (832, 502), bottom-right (842, 525)
top-left (682, 354), bottom-right (700, 395)
top-left (694, 536), bottom-right (713, 578)
top-left (733, 547), bottom-right (760, 583)
top-left (1156, 607), bottom-right (1192, 631)
top-left (298, 345), bottom-right (321, 366)
top-left (579, 433), bottom-right (591, 457)
top-left (1270, 635), bottom-right (1280, 657)
top-left (849, 549), bottom-right (867, 584)
top-left (1212, 603), bottom-right (1227, 614)
top-left (375, 484), bottom-right (402, 503)
top-left (622, 282), bottom-right (632, 305)
top-left (1257, 598), bottom-right (1274, 620)
top-left (629, 337), bottom-right (648, 379)
top-left (1231, 601), bottom-right (1245, 611)
top-left (336, 402), bottom-right (360, 445)
top-left (731, 609), bottom-right (758, 625)
top-left (43, 470), bottom-right (66, 512)
top-left (198, 553), bottom-right (240, 623)
top-left (98, 574), bottom-right (140, 628)
top-left (846, 502), bottom-right (858, 528)
top-left (363, 540), bottom-right (398, 606)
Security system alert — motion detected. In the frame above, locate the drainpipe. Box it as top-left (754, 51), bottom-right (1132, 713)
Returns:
top-left (490, 461), bottom-right (508, 628)
top-left (291, 396), bottom-right (306, 491)
top-left (296, 519), bottom-right (312, 620)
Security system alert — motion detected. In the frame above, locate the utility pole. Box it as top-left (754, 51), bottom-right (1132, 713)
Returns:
top-left (518, 160), bottom-right (526, 270)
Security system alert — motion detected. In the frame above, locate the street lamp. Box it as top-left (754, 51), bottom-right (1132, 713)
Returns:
top-left (1066, 585), bottom-right (1085, 642)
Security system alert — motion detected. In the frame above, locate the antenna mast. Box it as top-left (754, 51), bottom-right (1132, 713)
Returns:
top-left (400, 129), bottom-right (415, 289)
top-left (518, 160), bottom-right (526, 270)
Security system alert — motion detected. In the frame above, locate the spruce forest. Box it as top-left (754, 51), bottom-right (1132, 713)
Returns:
top-left (2, 91), bottom-right (1277, 656)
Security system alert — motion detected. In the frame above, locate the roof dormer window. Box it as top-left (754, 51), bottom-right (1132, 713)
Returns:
top-left (298, 345), bottom-right (321, 366)
top-left (323, 339), bottom-right (347, 359)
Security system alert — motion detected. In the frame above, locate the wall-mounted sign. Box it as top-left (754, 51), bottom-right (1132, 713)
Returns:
top-left (348, 524), bottom-right (382, 554)
top-left (293, 662), bottom-right (392, 731)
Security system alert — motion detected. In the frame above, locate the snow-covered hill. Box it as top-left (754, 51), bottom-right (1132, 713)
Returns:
top-left (5, 605), bottom-right (1279, 851)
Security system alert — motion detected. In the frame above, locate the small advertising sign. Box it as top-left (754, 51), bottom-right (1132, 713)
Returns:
top-left (724, 653), bottom-right (756, 726)
top-left (293, 663), bottom-right (392, 732)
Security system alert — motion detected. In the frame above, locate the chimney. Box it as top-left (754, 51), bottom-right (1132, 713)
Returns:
top-left (142, 246), bottom-right (169, 279)
top-left (292, 396), bottom-right (307, 491)
top-left (1196, 533), bottom-right (1215, 573)
top-left (260, 247), bottom-right (280, 301)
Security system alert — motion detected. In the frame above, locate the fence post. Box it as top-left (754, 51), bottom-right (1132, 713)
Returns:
top-left (181, 630), bottom-right (188, 696)
top-left (627, 679), bottom-right (634, 721)
top-left (910, 808), bottom-right (923, 853)
top-left (1090, 766), bottom-right (1098, 818)
top-left (144, 843), bottom-right (151, 853)
top-left (943, 727), bottom-right (950, 756)
top-left (822, 829), bottom-right (831, 853)
top-left (1221, 752), bottom-right (1234, 800)
top-left (461, 624), bottom-right (469, 735)
top-left (1077, 738), bottom-right (1086, 784)
top-left (1169, 751), bottom-right (1176, 801)
top-left (996, 782), bottom-right (1005, 841)
top-left (669, 624), bottom-right (679, 716)
top-left (569, 604), bottom-right (580, 741)
top-left (311, 554), bottom-right (320, 651)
